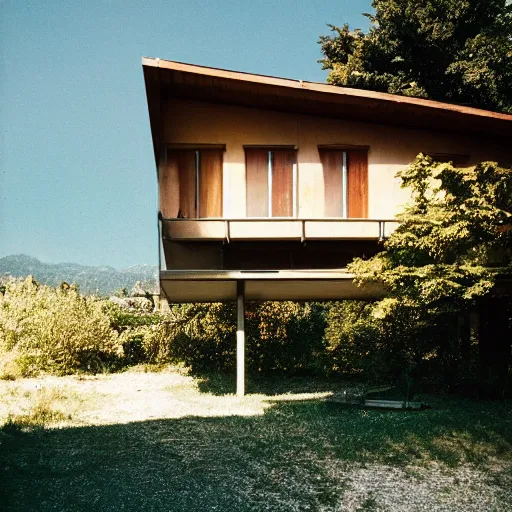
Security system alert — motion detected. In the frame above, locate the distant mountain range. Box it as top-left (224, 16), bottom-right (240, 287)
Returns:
top-left (0, 255), bottom-right (158, 296)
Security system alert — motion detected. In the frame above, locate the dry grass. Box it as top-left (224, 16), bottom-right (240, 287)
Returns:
top-left (1, 367), bottom-right (511, 511)
top-left (0, 367), bottom-right (342, 428)
top-left (0, 384), bottom-right (81, 429)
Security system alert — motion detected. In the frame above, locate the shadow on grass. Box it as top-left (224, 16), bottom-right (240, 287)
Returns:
top-left (1, 394), bottom-right (511, 511)
top-left (196, 371), bottom-right (364, 396)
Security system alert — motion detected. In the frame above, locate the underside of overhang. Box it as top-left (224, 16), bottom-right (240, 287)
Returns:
top-left (159, 270), bottom-right (512, 303)
top-left (159, 270), bottom-right (384, 302)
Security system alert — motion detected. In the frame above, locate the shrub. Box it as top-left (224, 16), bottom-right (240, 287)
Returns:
top-left (0, 277), bottom-right (120, 376)
top-left (102, 300), bottom-right (161, 331)
top-left (0, 275), bottom-right (480, 393)
top-left (246, 302), bottom-right (327, 375)
top-left (168, 303), bottom-right (236, 373)
top-left (324, 301), bottom-right (386, 379)
top-left (166, 302), bottom-right (328, 376)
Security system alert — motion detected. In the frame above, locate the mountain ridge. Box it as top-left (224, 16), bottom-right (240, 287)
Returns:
top-left (0, 255), bottom-right (158, 295)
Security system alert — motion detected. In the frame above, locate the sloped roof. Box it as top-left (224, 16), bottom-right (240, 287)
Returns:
top-left (142, 57), bottom-right (512, 161)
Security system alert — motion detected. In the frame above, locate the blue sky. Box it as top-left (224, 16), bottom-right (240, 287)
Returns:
top-left (1, 0), bottom-right (372, 268)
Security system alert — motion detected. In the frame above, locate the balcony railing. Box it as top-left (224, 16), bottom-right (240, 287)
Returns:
top-left (160, 217), bottom-right (399, 243)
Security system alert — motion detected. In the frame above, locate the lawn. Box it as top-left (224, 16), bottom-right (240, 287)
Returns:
top-left (1, 367), bottom-right (511, 511)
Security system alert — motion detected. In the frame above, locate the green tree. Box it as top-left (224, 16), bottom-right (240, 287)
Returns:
top-left (319, 0), bottom-right (512, 112)
top-left (349, 155), bottom-right (512, 393)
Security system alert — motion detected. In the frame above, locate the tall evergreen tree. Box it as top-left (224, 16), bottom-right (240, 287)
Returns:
top-left (319, 0), bottom-right (512, 112)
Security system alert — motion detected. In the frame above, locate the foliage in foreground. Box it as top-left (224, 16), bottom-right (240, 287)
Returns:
top-left (349, 156), bottom-right (512, 394)
top-left (352, 157), bottom-right (511, 315)
top-left (0, 279), bottom-right (119, 377)
top-left (151, 301), bottom-right (327, 376)
top-left (319, 0), bottom-right (512, 113)
top-left (0, 280), bottom-right (329, 380)
top-left (350, 156), bottom-right (512, 313)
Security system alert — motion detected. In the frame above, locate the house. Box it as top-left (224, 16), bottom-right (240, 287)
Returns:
top-left (142, 58), bottom-right (512, 394)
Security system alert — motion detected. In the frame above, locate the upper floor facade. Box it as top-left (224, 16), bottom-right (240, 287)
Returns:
top-left (143, 58), bottom-right (512, 302)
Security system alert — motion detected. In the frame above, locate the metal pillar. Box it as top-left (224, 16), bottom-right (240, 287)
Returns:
top-left (236, 280), bottom-right (245, 397)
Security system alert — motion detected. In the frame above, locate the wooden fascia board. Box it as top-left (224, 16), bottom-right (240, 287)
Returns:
top-left (142, 65), bottom-right (163, 168)
top-left (142, 57), bottom-right (512, 125)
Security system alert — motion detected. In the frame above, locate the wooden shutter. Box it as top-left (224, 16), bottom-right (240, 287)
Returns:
top-left (177, 150), bottom-right (197, 219)
top-left (246, 148), bottom-right (269, 217)
top-left (272, 150), bottom-right (294, 217)
top-left (162, 150), bottom-right (197, 218)
top-left (199, 149), bottom-right (223, 218)
top-left (159, 152), bottom-right (180, 218)
top-left (347, 150), bottom-right (368, 218)
top-left (319, 150), bottom-right (343, 217)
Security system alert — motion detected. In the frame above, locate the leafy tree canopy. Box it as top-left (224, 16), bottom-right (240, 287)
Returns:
top-left (349, 156), bottom-right (512, 318)
top-left (319, 0), bottom-right (512, 112)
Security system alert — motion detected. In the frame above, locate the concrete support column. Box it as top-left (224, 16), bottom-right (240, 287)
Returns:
top-left (236, 280), bottom-right (245, 397)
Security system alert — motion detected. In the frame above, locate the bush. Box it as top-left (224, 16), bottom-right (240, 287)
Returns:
top-left (246, 302), bottom-right (327, 375)
top-left (103, 300), bottom-right (167, 366)
top-left (0, 275), bottom-right (482, 393)
top-left (166, 302), bottom-right (328, 376)
top-left (168, 304), bottom-right (236, 373)
top-left (0, 277), bottom-right (120, 376)
top-left (325, 302), bottom-right (378, 376)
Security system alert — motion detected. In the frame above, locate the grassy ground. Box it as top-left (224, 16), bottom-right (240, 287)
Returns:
top-left (1, 367), bottom-right (511, 511)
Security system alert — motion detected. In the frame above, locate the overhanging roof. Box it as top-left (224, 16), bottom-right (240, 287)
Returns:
top-left (159, 270), bottom-right (385, 302)
top-left (143, 57), bottom-right (512, 163)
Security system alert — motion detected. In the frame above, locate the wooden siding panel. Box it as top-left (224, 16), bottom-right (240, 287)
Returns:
top-left (163, 150), bottom-right (196, 218)
top-left (319, 150), bottom-right (343, 217)
top-left (347, 150), bottom-right (368, 218)
top-left (272, 150), bottom-right (294, 217)
top-left (246, 148), bottom-right (269, 217)
top-left (159, 155), bottom-right (180, 218)
top-left (165, 150), bottom-right (197, 219)
top-left (199, 149), bottom-right (223, 217)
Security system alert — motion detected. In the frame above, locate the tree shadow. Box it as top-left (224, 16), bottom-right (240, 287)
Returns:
top-left (196, 371), bottom-right (365, 397)
top-left (2, 396), bottom-right (511, 511)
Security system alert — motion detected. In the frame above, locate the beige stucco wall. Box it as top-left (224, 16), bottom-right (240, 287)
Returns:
top-left (163, 98), bottom-right (510, 219)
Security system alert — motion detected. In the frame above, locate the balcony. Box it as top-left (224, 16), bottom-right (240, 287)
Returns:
top-left (159, 218), bottom-right (398, 301)
top-left (161, 218), bottom-right (399, 243)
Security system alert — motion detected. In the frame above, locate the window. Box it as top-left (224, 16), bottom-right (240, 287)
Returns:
top-left (245, 147), bottom-right (297, 217)
top-left (318, 147), bottom-right (368, 218)
top-left (159, 146), bottom-right (223, 218)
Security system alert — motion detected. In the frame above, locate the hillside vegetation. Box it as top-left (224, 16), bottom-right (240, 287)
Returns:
top-left (0, 255), bottom-right (157, 296)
